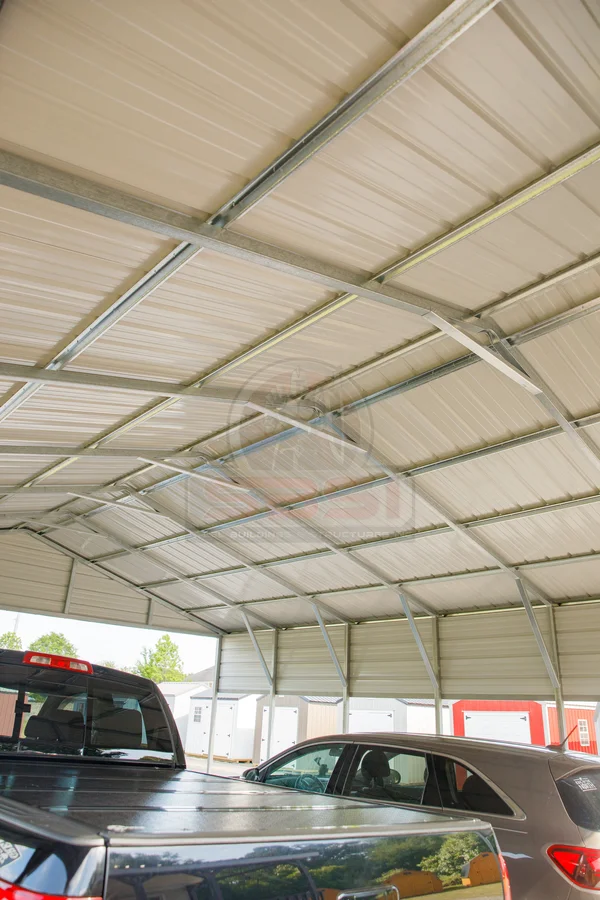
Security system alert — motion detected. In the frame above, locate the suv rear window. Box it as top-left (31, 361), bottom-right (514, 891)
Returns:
top-left (557, 769), bottom-right (600, 831)
top-left (0, 662), bottom-right (174, 764)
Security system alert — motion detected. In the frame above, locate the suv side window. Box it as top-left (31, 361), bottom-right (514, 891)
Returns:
top-left (262, 743), bottom-right (345, 793)
top-left (344, 745), bottom-right (435, 806)
top-left (433, 755), bottom-right (513, 816)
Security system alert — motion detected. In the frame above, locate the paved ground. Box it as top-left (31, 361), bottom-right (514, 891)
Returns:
top-left (185, 756), bottom-right (249, 778)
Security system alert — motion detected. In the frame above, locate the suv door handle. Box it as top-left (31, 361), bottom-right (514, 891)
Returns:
top-left (336, 886), bottom-right (399, 900)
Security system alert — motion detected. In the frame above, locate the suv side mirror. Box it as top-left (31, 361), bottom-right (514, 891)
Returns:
top-left (243, 767), bottom-right (261, 782)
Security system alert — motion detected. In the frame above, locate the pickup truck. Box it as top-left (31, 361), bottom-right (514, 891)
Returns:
top-left (0, 649), bottom-right (510, 900)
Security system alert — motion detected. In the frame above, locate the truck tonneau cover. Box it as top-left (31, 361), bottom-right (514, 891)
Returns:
top-left (0, 759), bottom-right (479, 845)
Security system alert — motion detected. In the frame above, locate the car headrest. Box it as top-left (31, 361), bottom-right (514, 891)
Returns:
top-left (361, 749), bottom-right (391, 782)
top-left (461, 774), bottom-right (508, 815)
top-left (93, 708), bottom-right (143, 749)
top-left (24, 709), bottom-right (84, 745)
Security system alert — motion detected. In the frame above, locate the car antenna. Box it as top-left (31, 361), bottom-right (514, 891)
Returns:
top-left (547, 724), bottom-right (578, 751)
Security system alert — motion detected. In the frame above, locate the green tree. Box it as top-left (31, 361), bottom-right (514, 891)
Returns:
top-left (134, 635), bottom-right (185, 682)
top-left (29, 632), bottom-right (78, 657)
top-left (0, 631), bottom-right (22, 651)
top-left (100, 660), bottom-right (117, 669)
top-left (419, 833), bottom-right (482, 879)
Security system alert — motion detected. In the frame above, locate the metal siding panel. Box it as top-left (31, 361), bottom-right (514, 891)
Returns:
top-left (0, 531), bottom-right (70, 614)
top-left (277, 626), bottom-right (346, 695)
top-left (556, 604), bottom-right (600, 700)
top-left (439, 608), bottom-right (554, 699)
top-left (219, 632), bottom-right (274, 694)
top-left (350, 619), bottom-right (434, 697)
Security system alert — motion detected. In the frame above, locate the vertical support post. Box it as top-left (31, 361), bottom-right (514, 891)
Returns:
top-left (206, 636), bottom-right (222, 775)
top-left (516, 579), bottom-right (561, 690)
top-left (399, 592), bottom-right (439, 699)
top-left (548, 604), bottom-right (567, 744)
top-left (342, 623), bottom-right (350, 732)
top-left (266, 630), bottom-right (278, 759)
top-left (241, 611), bottom-right (274, 688)
top-left (311, 603), bottom-right (347, 691)
top-left (432, 616), bottom-right (443, 734)
top-left (63, 559), bottom-right (77, 614)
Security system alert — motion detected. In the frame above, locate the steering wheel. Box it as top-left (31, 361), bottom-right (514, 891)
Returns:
top-left (295, 773), bottom-right (325, 793)
top-left (388, 770), bottom-right (401, 785)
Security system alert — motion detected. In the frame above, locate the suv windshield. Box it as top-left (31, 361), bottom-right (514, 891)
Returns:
top-left (556, 768), bottom-right (600, 831)
top-left (0, 661), bottom-right (175, 764)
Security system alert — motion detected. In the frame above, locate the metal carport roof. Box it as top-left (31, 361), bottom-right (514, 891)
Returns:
top-left (0, 0), bottom-right (600, 710)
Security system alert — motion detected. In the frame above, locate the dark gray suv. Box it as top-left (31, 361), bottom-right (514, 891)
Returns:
top-left (244, 732), bottom-right (600, 899)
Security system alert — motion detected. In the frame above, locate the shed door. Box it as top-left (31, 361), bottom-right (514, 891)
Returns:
top-left (464, 710), bottom-right (531, 743)
top-left (349, 709), bottom-right (394, 733)
top-left (214, 702), bottom-right (235, 758)
top-left (260, 706), bottom-right (299, 761)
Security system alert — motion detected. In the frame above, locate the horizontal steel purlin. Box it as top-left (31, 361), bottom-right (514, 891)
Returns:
top-left (177, 548), bottom-right (600, 617)
top-left (125, 527), bottom-right (600, 596)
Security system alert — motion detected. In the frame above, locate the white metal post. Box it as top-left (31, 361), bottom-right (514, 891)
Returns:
top-left (342, 623), bottom-right (350, 732)
top-left (432, 616), bottom-right (443, 734)
top-left (548, 605), bottom-right (567, 743)
top-left (206, 637), bottom-right (222, 775)
top-left (266, 630), bottom-right (278, 758)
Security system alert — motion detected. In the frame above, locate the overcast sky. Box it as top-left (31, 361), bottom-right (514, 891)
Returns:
top-left (0, 610), bottom-right (216, 673)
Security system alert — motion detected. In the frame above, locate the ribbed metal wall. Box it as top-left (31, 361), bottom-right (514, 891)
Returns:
top-left (277, 626), bottom-right (346, 696)
top-left (349, 620), bottom-right (435, 698)
top-left (217, 606), bottom-right (600, 701)
top-left (555, 603), bottom-right (600, 701)
top-left (219, 632), bottom-right (275, 694)
top-left (439, 608), bottom-right (555, 700)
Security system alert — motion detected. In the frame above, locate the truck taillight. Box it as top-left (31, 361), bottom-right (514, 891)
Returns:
top-left (498, 853), bottom-right (512, 900)
top-left (0, 879), bottom-right (100, 900)
top-left (548, 844), bottom-right (600, 889)
top-left (23, 652), bottom-right (93, 675)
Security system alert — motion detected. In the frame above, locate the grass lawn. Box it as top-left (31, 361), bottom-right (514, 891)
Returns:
top-left (427, 885), bottom-right (503, 899)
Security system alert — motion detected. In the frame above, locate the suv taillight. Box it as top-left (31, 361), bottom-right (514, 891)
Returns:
top-left (498, 853), bottom-right (512, 900)
top-left (23, 652), bottom-right (93, 675)
top-left (0, 879), bottom-right (100, 900)
top-left (548, 844), bottom-right (600, 889)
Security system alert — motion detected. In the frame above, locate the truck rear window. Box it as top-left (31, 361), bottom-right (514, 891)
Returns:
top-left (0, 662), bottom-right (175, 764)
top-left (557, 769), bottom-right (600, 831)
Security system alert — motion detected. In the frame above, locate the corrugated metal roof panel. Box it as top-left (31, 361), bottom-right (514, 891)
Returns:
top-left (216, 518), bottom-right (328, 562)
top-left (416, 432), bottom-right (600, 520)
top-left (524, 556), bottom-right (600, 600)
top-left (0, 385), bottom-right (153, 445)
top-left (520, 309), bottom-right (600, 418)
top-left (353, 530), bottom-right (493, 580)
top-left (0, 455), bottom-right (64, 486)
top-left (343, 361), bottom-right (554, 470)
top-left (149, 476), bottom-right (265, 528)
top-left (199, 570), bottom-right (289, 603)
top-left (101, 554), bottom-right (177, 587)
top-left (293, 477), bottom-right (444, 539)
top-left (228, 431), bottom-right (382, 504)
top-left (408, 571), bottom-right (518, 613)
top-left (45, 524), bottom-right (123, 560)
top-left (149, 537), bottom-right (243, 576)
top-left (70, 251), bottom-right (333, 383)
top-left (89, 506), bottom-right (182, 545)
top-left (471, 502), bottom-right (600, 564)
top-left (321, 587), bottom-right (407, 623)
top-left (238, 0), bottom-right (600, 277)
top-left (271, 554), bottom-right (372, 595)
top-left (0, 0), bottom-right (446, 212)
top-left (0, 187), bottom-right (168, 366)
